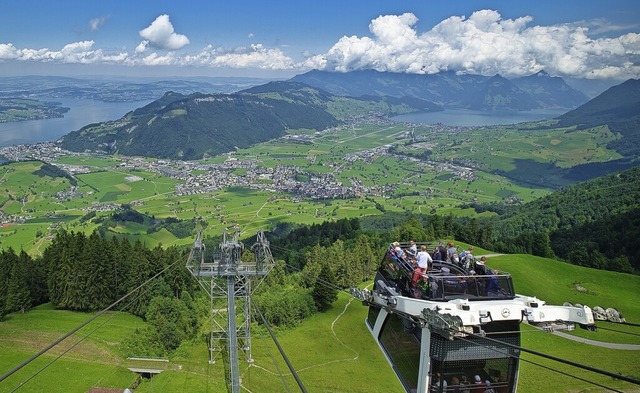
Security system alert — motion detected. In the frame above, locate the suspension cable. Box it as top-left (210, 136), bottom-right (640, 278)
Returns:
top-left (251, 297), bottom-right (308, 393)
top-left (463, 330), bottom-right (640, 385)
top-left (9, 275), bottom-right (154, 393)
top-left (0, 254), bottom-right (186, 384)
top-left (597, 326), bottom-right (640, 337)
top-left (251, 308), bottom-right (292, 393)
top-left (454, 334), bottom-right (625, 393)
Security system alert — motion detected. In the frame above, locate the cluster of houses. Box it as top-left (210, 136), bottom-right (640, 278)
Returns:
top-left (0, 121), bottom-right (479, 215)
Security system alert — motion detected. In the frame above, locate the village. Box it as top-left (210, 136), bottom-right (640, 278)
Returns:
top-left (0, 120), bottom-right (477, 226)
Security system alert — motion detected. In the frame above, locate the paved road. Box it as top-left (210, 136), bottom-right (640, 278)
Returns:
top-left (551, 330), bottom-right (640, 350)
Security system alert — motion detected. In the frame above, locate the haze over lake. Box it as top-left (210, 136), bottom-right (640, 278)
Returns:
top-left (391, 108), bottom-right (567, 127)
top-left (1, 100), bottom-right (570, 149)
top-left (0, 98), bottom-right (151, 148)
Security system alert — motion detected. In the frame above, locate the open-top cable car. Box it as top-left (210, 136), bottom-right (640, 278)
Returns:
top-left (351, 242), bottom-right (596, 393)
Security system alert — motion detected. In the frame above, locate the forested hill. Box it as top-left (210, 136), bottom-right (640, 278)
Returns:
top-left (241, 80), bottom-right (442, 113)
top-left (492, 166), bottom-right (640, 272)
top-left (557, 78), bottom-right (640, 158)
top-left (59, 87), bottom-right (338, 160)
top-left (59, 82), bottom-right (436, 160)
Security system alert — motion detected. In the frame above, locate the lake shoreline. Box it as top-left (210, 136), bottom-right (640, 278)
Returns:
top-left (391, 107), bottom-right (567, 127)
top-left (0, 98), bottom-right (152, 148)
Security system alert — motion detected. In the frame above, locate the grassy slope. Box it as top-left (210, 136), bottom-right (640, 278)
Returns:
top-left (133, 293), bottom-right (402, 393)
top-left (0, 304), bottom-right (144, 393)
top-left (1, 254), bottom-right (638, 392)
top-left (486, 255), bottom-right (640, 392)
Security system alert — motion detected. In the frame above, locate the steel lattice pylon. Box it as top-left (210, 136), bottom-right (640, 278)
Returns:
top-left (186, 230), bottom-right (274, 393)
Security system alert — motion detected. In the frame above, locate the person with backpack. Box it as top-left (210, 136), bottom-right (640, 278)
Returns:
top-left (459, 246), bottom-right (475, 270)
top-left (446, 241), bottom-right (457, 263)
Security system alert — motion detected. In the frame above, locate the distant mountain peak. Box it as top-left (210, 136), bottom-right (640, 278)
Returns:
top-left (291, 69), bottom-right (588, 111)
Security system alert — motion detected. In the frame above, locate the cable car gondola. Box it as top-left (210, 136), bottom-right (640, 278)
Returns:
top-left (351, 242), bottom-right (596, 393)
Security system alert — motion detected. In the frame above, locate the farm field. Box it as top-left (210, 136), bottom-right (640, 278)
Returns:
top-left (0, 119), bottom-right (623, 255)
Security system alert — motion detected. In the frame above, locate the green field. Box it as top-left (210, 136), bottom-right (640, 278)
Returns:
top-left (0, 254), bottom-right (638, 393)
top-left (0, 120), bottom-right (625, 255)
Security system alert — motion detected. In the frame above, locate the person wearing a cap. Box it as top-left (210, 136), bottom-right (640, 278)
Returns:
top-left (484, 380), bottom-right (496, 393)
top-left (472, 375), bottom-right (483, 393)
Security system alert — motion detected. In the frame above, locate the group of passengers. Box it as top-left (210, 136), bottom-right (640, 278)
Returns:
top-left (389, 240), bottom-right (502, 299)
top-left (431, 372), bottom-right (509, 393)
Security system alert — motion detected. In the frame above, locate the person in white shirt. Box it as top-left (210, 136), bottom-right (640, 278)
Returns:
top-left (416, 245), bottom-right (433, 271)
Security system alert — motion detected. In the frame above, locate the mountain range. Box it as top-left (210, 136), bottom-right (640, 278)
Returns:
top-left (58, 71), bottom-right (638, 167)
top-left (290, 69), bottom-right (590, 111)
top-left (59, 81), bottom-right (436, 160)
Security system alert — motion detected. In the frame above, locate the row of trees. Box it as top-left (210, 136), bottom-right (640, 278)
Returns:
top-left (0, 231), bottom-right (201, 354)
top-left (0, 249), bottom-right (46, 318)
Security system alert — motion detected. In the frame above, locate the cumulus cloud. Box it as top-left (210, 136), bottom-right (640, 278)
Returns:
top-left (89, 16), bottom-right (108, 31)
top-left (314, 10), bottom-right (640, 79)
top-left (0, 40), bottom-right (130, 64)
top-left (138, 14), bottom-right (190, 50)
top-left (0, 43), bottom-right (19, 59)
top-left (208, 44), bottom-right (295, 69)
top-left (0, 10), bottom-right (638, 78)
top-left (135, 40), bottom-right (149, 54)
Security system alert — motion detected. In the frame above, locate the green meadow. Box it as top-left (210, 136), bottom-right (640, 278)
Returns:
top-left (0, 254), bottom-right (638, 393)
top-left (0, 120), bottom-right (625, 255)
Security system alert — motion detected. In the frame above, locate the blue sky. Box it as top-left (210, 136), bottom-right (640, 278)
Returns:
top-left (1, 0), bottom-right (639, 79)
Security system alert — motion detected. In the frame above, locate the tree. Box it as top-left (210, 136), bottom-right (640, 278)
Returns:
top-left (352, 234), bottom-right (377, 283)
top-left (145, 296), bottom-right (195, 351)
top-left (29, 256), bottom-right (48, 306)
top-left (392, 215), bottom-right (428, 243)
top-left (80, 231), bottom-right (112, 310)
top-left (301, 245), bottom-right (324, 288)
top-left (5, 251), bottom-right (31, 313)
top-left (58, 232), bottom-right (86, 310)
top-left (126, 240), bottom-right (153, 317)
top-left (0, 250), bottom-right (13, 319)
top-left (313, 263), bottom-right (338, 312)
top-left (241, 249), bottom-right (255, 263)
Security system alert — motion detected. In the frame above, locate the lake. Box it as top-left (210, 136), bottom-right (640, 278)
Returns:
top-left (391, 108), bottom-right (567, 127)
top-left (0, 98), bottom-right (152, 147)
top-left (0, 101), bottom-right (568, 149)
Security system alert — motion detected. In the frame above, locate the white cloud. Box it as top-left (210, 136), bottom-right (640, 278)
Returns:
top-left (0, 40), bottom-right (130, 65)
top-left (0, 43), bottom-right (18, 59)
top-left (141, 52), bottom-right (177, 66)
top-left (89, 16), bottom-right (108, 32)
top-left (0, 10), bottom-right (637, 78)
top-left (135, 40), bottom-right (148, 54)
top-left (314, 10), bottom-right (640, 79)
top-left (208, 44), bottom-right (295, 69)
top-left (139, 14), bottom-right (190, 50)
